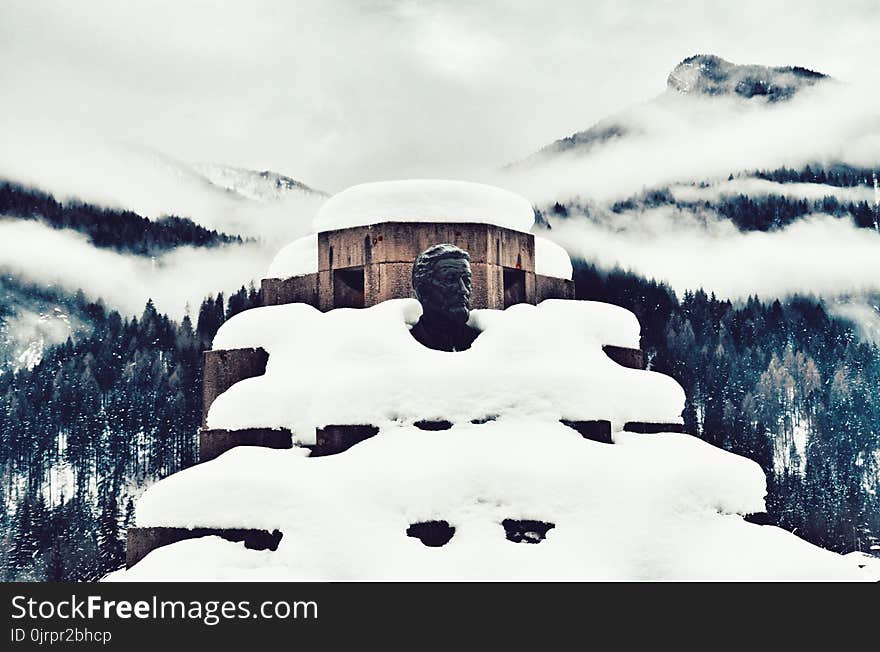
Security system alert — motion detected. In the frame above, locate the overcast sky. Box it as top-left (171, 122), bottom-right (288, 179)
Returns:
top-left (2, 0), bottom-right (877, 192)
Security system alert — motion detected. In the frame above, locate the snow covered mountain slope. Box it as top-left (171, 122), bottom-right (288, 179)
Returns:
top-left (192, 164), bottom-right (325, 202)
top-left (519, 54), bottom-right (832, 163)
top-left (0, 139), bottom-right (324, 245)
top-left (667, 54), bottom-right (828, 101)
top-left (0, 277), bottom-right (91, 372)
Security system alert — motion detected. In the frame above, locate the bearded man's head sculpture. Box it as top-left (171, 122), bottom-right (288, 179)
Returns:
top-left (410, 244), bottom-right (480, 352)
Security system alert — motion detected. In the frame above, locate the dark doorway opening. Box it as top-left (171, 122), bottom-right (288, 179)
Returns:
top-left (503, 268), bottom-right (526, 308)
top-left (333, 268), bottom-right (365, 308)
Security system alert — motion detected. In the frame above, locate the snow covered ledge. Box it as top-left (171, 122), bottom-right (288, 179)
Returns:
top-left (205, 299), bottom-right (681, 442)
top-left (115, 421), bottom-right (876, 581)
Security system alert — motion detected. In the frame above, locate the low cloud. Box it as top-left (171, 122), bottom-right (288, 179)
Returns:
top-left (500, 81), bottom-right (880, 206)
top-left (0, 220), bottom-right (274, 318)
top-left (546, 206), bottom-right (880, 301)
top-left (828, 300), bottom-right (880, 344)
top-left (0, 134), bottom-right (325, 247)
top-left (669, 177), bottom-right (877, 205)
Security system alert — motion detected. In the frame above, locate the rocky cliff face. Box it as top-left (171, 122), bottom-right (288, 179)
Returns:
top-left (666, 54), bottom-right (828, 101)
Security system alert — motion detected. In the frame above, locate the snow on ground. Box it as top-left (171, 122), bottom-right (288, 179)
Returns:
top-left (108, 421), bottom-right (871, 581)
top-left (267, 233), bottom-right (319, 279)
top-left (207, 299), bottom-right (678, 438)
top-left (312, 180), bottom-right (536, 233)
top-left (534, 235), bottom-right (573, 280)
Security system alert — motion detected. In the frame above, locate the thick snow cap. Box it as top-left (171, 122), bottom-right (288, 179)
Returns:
top-left (206, 298), bottom-right (682, 437)
top-left (535, 236), bottom-right (573, 280)
top-left (311, 179), bottom-right (536, 232)
top-left (269, 181), bottom-right (572, 280)
top-left (267, 233), bottom-right (318, 279)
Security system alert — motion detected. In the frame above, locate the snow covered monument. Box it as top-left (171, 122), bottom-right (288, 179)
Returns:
top-left (118, 180), bottom-right (875, 581)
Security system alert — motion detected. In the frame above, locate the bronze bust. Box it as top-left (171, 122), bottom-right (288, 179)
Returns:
top-left (410, 244), bottom-right (480, 352)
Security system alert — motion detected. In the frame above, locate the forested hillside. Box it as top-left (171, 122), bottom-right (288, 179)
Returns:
top-left (0, 182), bottom-right (243, 255)
top-left (549, 165), bottom-right (879, 233)
top-left (0, 285), bottom-right (260, 580)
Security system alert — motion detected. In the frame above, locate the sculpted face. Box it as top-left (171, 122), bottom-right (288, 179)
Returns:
top-left (421, 258), bottom-right (472, 323)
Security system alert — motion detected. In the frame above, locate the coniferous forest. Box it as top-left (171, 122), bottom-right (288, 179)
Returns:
top-left (0, 182), bottom-right (242, 255)
top-left (0, 286), bottom-right (260, 580)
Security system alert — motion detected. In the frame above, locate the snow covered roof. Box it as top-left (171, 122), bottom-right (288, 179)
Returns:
top-left (312, 179), bottom-right (536, 233)
top-left (113, 422), bottom-right (875, 581)
top-left (534, 236), bottom-right (573, 280)
top-left (206, 299), bottom-right (681, 436)
top-left (267, 233), bottom-right (318, 279)
top-left (265, 182), bottom-right (571, 282)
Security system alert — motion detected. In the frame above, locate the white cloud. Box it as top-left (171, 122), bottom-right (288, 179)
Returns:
top-left (669, 178), bottom-right (876, 204)
top-left (546, 207), bottom-right (880, 301)
top-left (1, 1), bottom-right (877, 192)
top-left (0, 220), bottom-right (274, 317)
top-left (499, 81), bottom-right (880, 205)
top-left (2, 0), bottom-right (879, 318)
top-left (0, 134), bottom-right (325, 246)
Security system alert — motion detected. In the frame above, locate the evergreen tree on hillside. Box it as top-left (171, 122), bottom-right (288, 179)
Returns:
top-left (0, 181), bottom-right (244, 255)
top-left (0, 285), bottom-right (262, 580)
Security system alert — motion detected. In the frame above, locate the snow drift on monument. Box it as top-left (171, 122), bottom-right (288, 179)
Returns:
top-left (110, 420), bottom-right (875, 581)
top-left (205, 298), bottom-right (680, 438)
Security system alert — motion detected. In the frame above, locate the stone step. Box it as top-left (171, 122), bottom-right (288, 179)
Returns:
top-left (198, 425), bottom-right (381, 461)
top-left (202, 347), bottom-right (268, 426)
top-left (560, 419), bottom-right (613, 444)
top-left (199, 428), bottom-right (293, 462)
top-left (602, 345), bottom-right (644, 370)
top-left (623, 422), bottom-right (688, 434)
top-left (126, 527), bottom-right (282, 568)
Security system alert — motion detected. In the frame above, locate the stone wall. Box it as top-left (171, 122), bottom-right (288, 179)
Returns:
top-left (202, 348), bottom-right (269, 426)
top-left (317, 222), bottom-right (536, 310)
top-left (535, 274), bottom-right (576, 302)
top-left (602, 345), bottom-right (644, 370)
top-left (259, 223), bottom-right (580, 310)
top-left (199, 428), bottom-right (293, 462)
top-left (126, 527), bottom-right (282, 568)
top-left (262, 273), bottom-right (319, 308)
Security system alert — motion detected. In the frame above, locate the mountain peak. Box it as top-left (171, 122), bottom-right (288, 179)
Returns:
top-left (667, 54), bottom-right (828, 101)
top-left (191, 163), bottom-right (326, 202)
